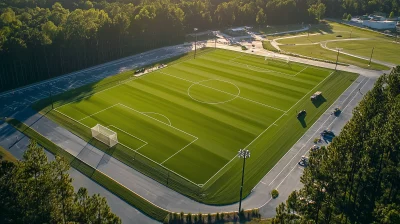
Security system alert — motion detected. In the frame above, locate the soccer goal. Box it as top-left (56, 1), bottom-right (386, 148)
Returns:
top-left (91, 124), bottom-right (118, 147)
top-left (265, 53), bottom-right (290, 64)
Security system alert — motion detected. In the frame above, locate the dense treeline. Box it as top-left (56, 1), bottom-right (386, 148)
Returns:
top-left (0, 0), bottom-right (398, 93)
top-left (0, 140), bottom-right (120, 223)
top-left (0, 0), bottom-right (313, 92)
top-left (273, 66), bottom-right (400, 223)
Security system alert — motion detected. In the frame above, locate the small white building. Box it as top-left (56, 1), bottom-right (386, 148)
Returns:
top-left (362, 20), bottom-right (397, 30)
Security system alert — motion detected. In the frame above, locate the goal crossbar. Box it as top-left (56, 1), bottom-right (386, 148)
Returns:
top-left (91, 124), bottom-right (118, 147)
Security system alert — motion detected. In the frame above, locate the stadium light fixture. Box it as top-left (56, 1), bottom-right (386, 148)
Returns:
top-left (194, 28), bottom-right (198, 59)
top-left (237, 149), bottom-right (250, 214)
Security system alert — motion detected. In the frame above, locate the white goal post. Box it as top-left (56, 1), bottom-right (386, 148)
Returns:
top-left (265, 52), bottom-right (290, 64)
top-left (91, 124), bottom-right (118, 147)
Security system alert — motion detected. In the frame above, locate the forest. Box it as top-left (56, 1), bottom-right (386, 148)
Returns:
top-left (0, 0), bottom-right (398, 92)
top-left (273, 66), bottom-right (400, 223)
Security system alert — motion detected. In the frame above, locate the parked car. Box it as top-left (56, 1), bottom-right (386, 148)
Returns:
top-left (298, 156), bottom-right (309, 167)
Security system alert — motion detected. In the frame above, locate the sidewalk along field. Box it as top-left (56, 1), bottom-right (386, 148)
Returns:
top-left (35, 48), bottom-right (358, 204)
top-left (279, 44), bottom-right (389, 70)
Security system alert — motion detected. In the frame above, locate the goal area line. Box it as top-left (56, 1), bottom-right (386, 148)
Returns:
top-left (53, 103), bottom-right (201, 187)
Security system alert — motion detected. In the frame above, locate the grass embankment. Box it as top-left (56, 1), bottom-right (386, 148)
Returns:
top-left (5, 118), bottom-right (168, 222)
top-left (0, 145), bottom-right (17, 163)
top-left (262, 41), bottom-right (279, 52)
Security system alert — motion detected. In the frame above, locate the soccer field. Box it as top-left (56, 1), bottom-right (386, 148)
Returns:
top-left (42, 48), bottom-right (357, 203)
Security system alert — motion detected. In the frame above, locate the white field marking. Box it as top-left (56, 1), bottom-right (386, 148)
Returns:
top-left (212, 55), bottom-right (296, 77)
top-left (54, 50), bottom-right (217, 111)
top-left (55, 104), bottom-right (201, 186)
top-left (228, 53), bottom-right (245, 62)
top-left (267, 76), bottom-right (367, 187)
top-left (187, 79), bottom-right (241, 105)
top-left (257, 78), bottom-right (364, 208)
top-left (161, 137), bottom-right (198, 164)
top-left (118, 103), bottom-right (198, 139)
top-left (204, 71), bottom-right (335, 186)
top-left (53, 108), bottom-right (91, 128)
top-left (208, 70), bottom-right (338, 188)
top-left (141, 112), bottom-right (172, 126)
top-left (294, 66), bottom-right (309, 76)
top-left (159, 71), bottom-right (286, 112)
top-left (79, 104), bottom-right (120, 121)
top-left (108, 125), bottom-right (148, 151)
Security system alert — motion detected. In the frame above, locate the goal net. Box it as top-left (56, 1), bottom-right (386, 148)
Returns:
top-left (265, 53), bottom-right (290, 64)
top-left (91, 124), bottom-right (118, 147)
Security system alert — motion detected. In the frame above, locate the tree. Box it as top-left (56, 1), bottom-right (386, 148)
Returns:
top-left (389, 11), bottom-right (395, 18)
top-left (256, 8), bottom-right (267, 25)
top-left (343, 13), bottom-right (348, 20)
top-left (308, 0), bottom-right (326, 21)
top-left (0, 140), bottom-right (121, 224)
top-left (347, 14), bottom-right (352, 21)
top-left (273, 66), bottom-right (400, 223)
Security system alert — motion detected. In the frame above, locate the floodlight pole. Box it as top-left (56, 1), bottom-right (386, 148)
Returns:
top-left (238, 149), bottom-right (250, 214)
top-left (335, 49), bottom-right (340, 70)
top-left (194, 28), bottom-right (198, 59)
top-left (368, 47), bottom-right (374, 66)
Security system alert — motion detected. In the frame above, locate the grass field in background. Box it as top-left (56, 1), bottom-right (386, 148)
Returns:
top-left (327, 40), bottom-right (400, 65)
top-left (270, 21), bottom-right (396, 69)
top-left (279, 44), bottom-right (389, 70)
top-left (40, 48), bottom-right (358, 204)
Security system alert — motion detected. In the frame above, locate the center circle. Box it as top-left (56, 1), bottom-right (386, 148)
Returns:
top-left (187, 79), bottom-right (240, 104)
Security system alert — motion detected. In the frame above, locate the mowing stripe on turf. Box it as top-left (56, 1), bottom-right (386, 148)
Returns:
top-left (202, 70), bottom-right (336, 186)
top-left (158, 71), bottom-right (286, 112)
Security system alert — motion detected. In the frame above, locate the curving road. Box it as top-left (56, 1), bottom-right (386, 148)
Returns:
top-left (0, 38), bottom-right (388, 223)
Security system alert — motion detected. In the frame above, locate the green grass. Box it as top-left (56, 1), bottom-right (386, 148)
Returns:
top-left (271, 21), bottom-right (396, 68)
top-left (0, 145), bottom-right (17, 163)
top-left (262, 41), bottom-right (279, 52)
top-left (280, 44), bottom-right (389, 70)
top-left (35, 48), bottom-right (358, 204)
top-left (5, 118), bottom-right (169, 222)
top-left (327, 40), bottom-right (400, 65)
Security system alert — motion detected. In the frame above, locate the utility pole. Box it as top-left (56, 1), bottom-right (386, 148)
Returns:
top-left (194, 28), bottom-right (198, 59)
top-left (335, 49), bottom-right (340, 70)
top-left (237, 149), bottom-right (250, 215)
top-left (368, 47), bottom-right (375, 66)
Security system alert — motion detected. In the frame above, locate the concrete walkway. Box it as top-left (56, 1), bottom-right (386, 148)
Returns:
top-left (0, 40), bottom-right (387, 222)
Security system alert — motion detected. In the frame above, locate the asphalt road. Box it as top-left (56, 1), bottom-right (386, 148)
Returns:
top-left (0, 40), bottom-right (386, 223)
